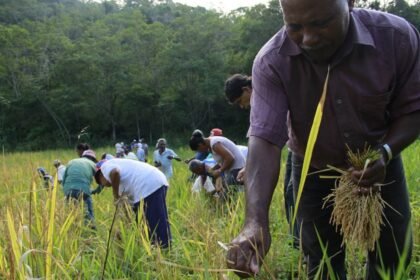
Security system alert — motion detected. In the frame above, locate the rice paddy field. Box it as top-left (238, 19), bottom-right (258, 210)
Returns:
top-left (0, 141), bottom-right (418, 279)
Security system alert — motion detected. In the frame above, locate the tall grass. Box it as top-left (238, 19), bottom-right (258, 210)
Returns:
top-left (0, 144), bottom-right (418, 279)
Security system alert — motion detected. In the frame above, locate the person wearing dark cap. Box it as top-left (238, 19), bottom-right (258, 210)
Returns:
top-left (62, 149), bottom-right (97, 226)
top-left (94, 158), bottom-right (171, 248)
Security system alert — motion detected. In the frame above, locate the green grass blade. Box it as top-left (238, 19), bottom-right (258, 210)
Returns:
top-left (292, 66), bottom-right (330, 227)
top-left (46, 178), bottom-right (58, 278)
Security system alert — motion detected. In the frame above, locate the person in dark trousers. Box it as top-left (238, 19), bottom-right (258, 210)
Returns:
top-left (95, 158), bottom-right (171, 248)
top-left (227, 0), bottom-right (419, 278)
top-left (62, 149), bottom-right (97, 228)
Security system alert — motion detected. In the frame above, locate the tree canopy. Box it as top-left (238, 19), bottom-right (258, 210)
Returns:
top-left (0, 0), bottom-right (418, 150)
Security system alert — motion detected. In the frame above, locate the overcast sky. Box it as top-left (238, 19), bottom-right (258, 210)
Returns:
top-left (173, 0), bottom-right (419, 12)
top-left (174, 0), bottom-right (271, 12)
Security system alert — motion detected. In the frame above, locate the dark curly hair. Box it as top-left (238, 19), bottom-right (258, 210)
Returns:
top-left (189, 131), bottom-right (205, 151)
top-left (224, 74), bottom-right (252, 103)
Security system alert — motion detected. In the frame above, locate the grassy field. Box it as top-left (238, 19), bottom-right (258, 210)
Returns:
top-left (0, 142), bottom-right (418, 279)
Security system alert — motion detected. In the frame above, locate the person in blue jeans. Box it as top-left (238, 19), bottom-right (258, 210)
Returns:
top-left (62, 149), bottom-right (97, 228)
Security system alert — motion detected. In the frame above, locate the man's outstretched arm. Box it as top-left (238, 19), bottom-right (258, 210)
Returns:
top-left (227, 136), bottom-right (282, 278)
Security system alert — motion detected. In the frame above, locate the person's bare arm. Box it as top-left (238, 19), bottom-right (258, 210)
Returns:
top-left (236, 167), bottom-right (246, 183)
top-left (212, 142), bottom-right (235, 177)
top-left (227, 136), bottom-right (282, 277)
top-left (109, 168), bottom-right (121, 200)
top-left (350, 111), bottom-right (420, 189)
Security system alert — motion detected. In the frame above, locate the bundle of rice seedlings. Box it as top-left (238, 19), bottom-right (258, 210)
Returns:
top-left (323, 146), bottom-right (386, 252)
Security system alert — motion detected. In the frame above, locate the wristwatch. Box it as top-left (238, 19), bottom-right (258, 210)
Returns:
top-left (380, 144), bottom-right (393, 164)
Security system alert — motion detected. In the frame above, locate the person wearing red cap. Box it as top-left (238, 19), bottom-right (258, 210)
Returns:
top-left (62, 149), bottom-right (97, 227)
top-left (189, 131), bottom-right (245, 188)
top-left (210, 128), bottom-right (223, 137)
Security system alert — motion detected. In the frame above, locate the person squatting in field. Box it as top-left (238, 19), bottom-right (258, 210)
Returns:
top-left (95, 158), bottom-right (171, 248)
top-left (189, 132), bottom-right (246, 189)
top-left (37, 167), bottom-right (53, 189)
top-left (226, 0), bottom-right (420, 278)
top-left (189, 157), bottom-right (224, 197)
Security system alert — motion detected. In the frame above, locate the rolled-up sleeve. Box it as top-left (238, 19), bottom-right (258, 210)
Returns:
top-left (248, 55), bottom-right (289, 149)
top-left (390, 22), bottom-right (420, 119)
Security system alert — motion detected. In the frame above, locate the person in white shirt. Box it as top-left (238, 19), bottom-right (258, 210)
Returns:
top-left (115, 142), bottom-right (125, 158)
top-left (139, 138), bottom-right (149, 160)
top-left (189, 159), bottom-right (218, 194)
top-left (189, 132), bottom-right (245, 186)
top-left (95, 158), bottom-right (171, 248)
top-left (123, 146), bottom-right (139, 161)
top-left (153, 138), bottom-right (181, 179)
top-left (53, 159), bottom-right (66, 185)
top-left (136, 147), bottom-right (146, 162)
top-left (236, 145), bottom-right (248, 160)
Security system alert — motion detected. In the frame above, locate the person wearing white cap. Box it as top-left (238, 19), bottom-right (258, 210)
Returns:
top-left (62, 149), bottom-right (97, 227)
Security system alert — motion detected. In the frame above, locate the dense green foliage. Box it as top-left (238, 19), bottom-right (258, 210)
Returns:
top-left (0, 0), bottom-right (419, 150)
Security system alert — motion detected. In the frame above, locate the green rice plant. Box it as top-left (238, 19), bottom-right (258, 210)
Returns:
top-left (292, 67), bottom-right (330, 229)
top-left (0, 143), bottom-right (417, 279)
top-left (46, 176), bottom-right (59, 278)
top-left (6, 208), bottom-right (25, 278)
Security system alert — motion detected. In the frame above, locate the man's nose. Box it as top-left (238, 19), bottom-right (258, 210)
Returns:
top-left (301, 28), bottom-right (321, 50)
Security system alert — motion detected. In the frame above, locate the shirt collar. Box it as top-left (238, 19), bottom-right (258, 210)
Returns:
top-left (350, 10), bottom-right (375, 48)
top-left (278, 10), bottom-right (376, 57)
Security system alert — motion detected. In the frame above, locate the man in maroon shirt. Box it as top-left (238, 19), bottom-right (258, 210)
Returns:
top-left (227, 0), bottom-right (420, 279)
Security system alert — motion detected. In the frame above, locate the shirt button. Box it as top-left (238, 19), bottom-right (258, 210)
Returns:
top-left (336, 98), bottom-right (343, 105)
top-left (344, 132), bottom-right (350, 138)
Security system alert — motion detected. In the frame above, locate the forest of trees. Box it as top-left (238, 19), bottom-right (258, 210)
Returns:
top-left (0, 0), bottom-right (419, 150)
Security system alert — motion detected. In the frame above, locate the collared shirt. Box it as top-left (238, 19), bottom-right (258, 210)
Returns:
top-left (153, 148), bottom-right (178, 179)
top-left (249, 9), bottom-right (420, 169)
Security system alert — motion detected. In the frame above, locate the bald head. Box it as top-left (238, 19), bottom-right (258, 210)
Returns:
top-left (189, 159), bottom-right (206, 175)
